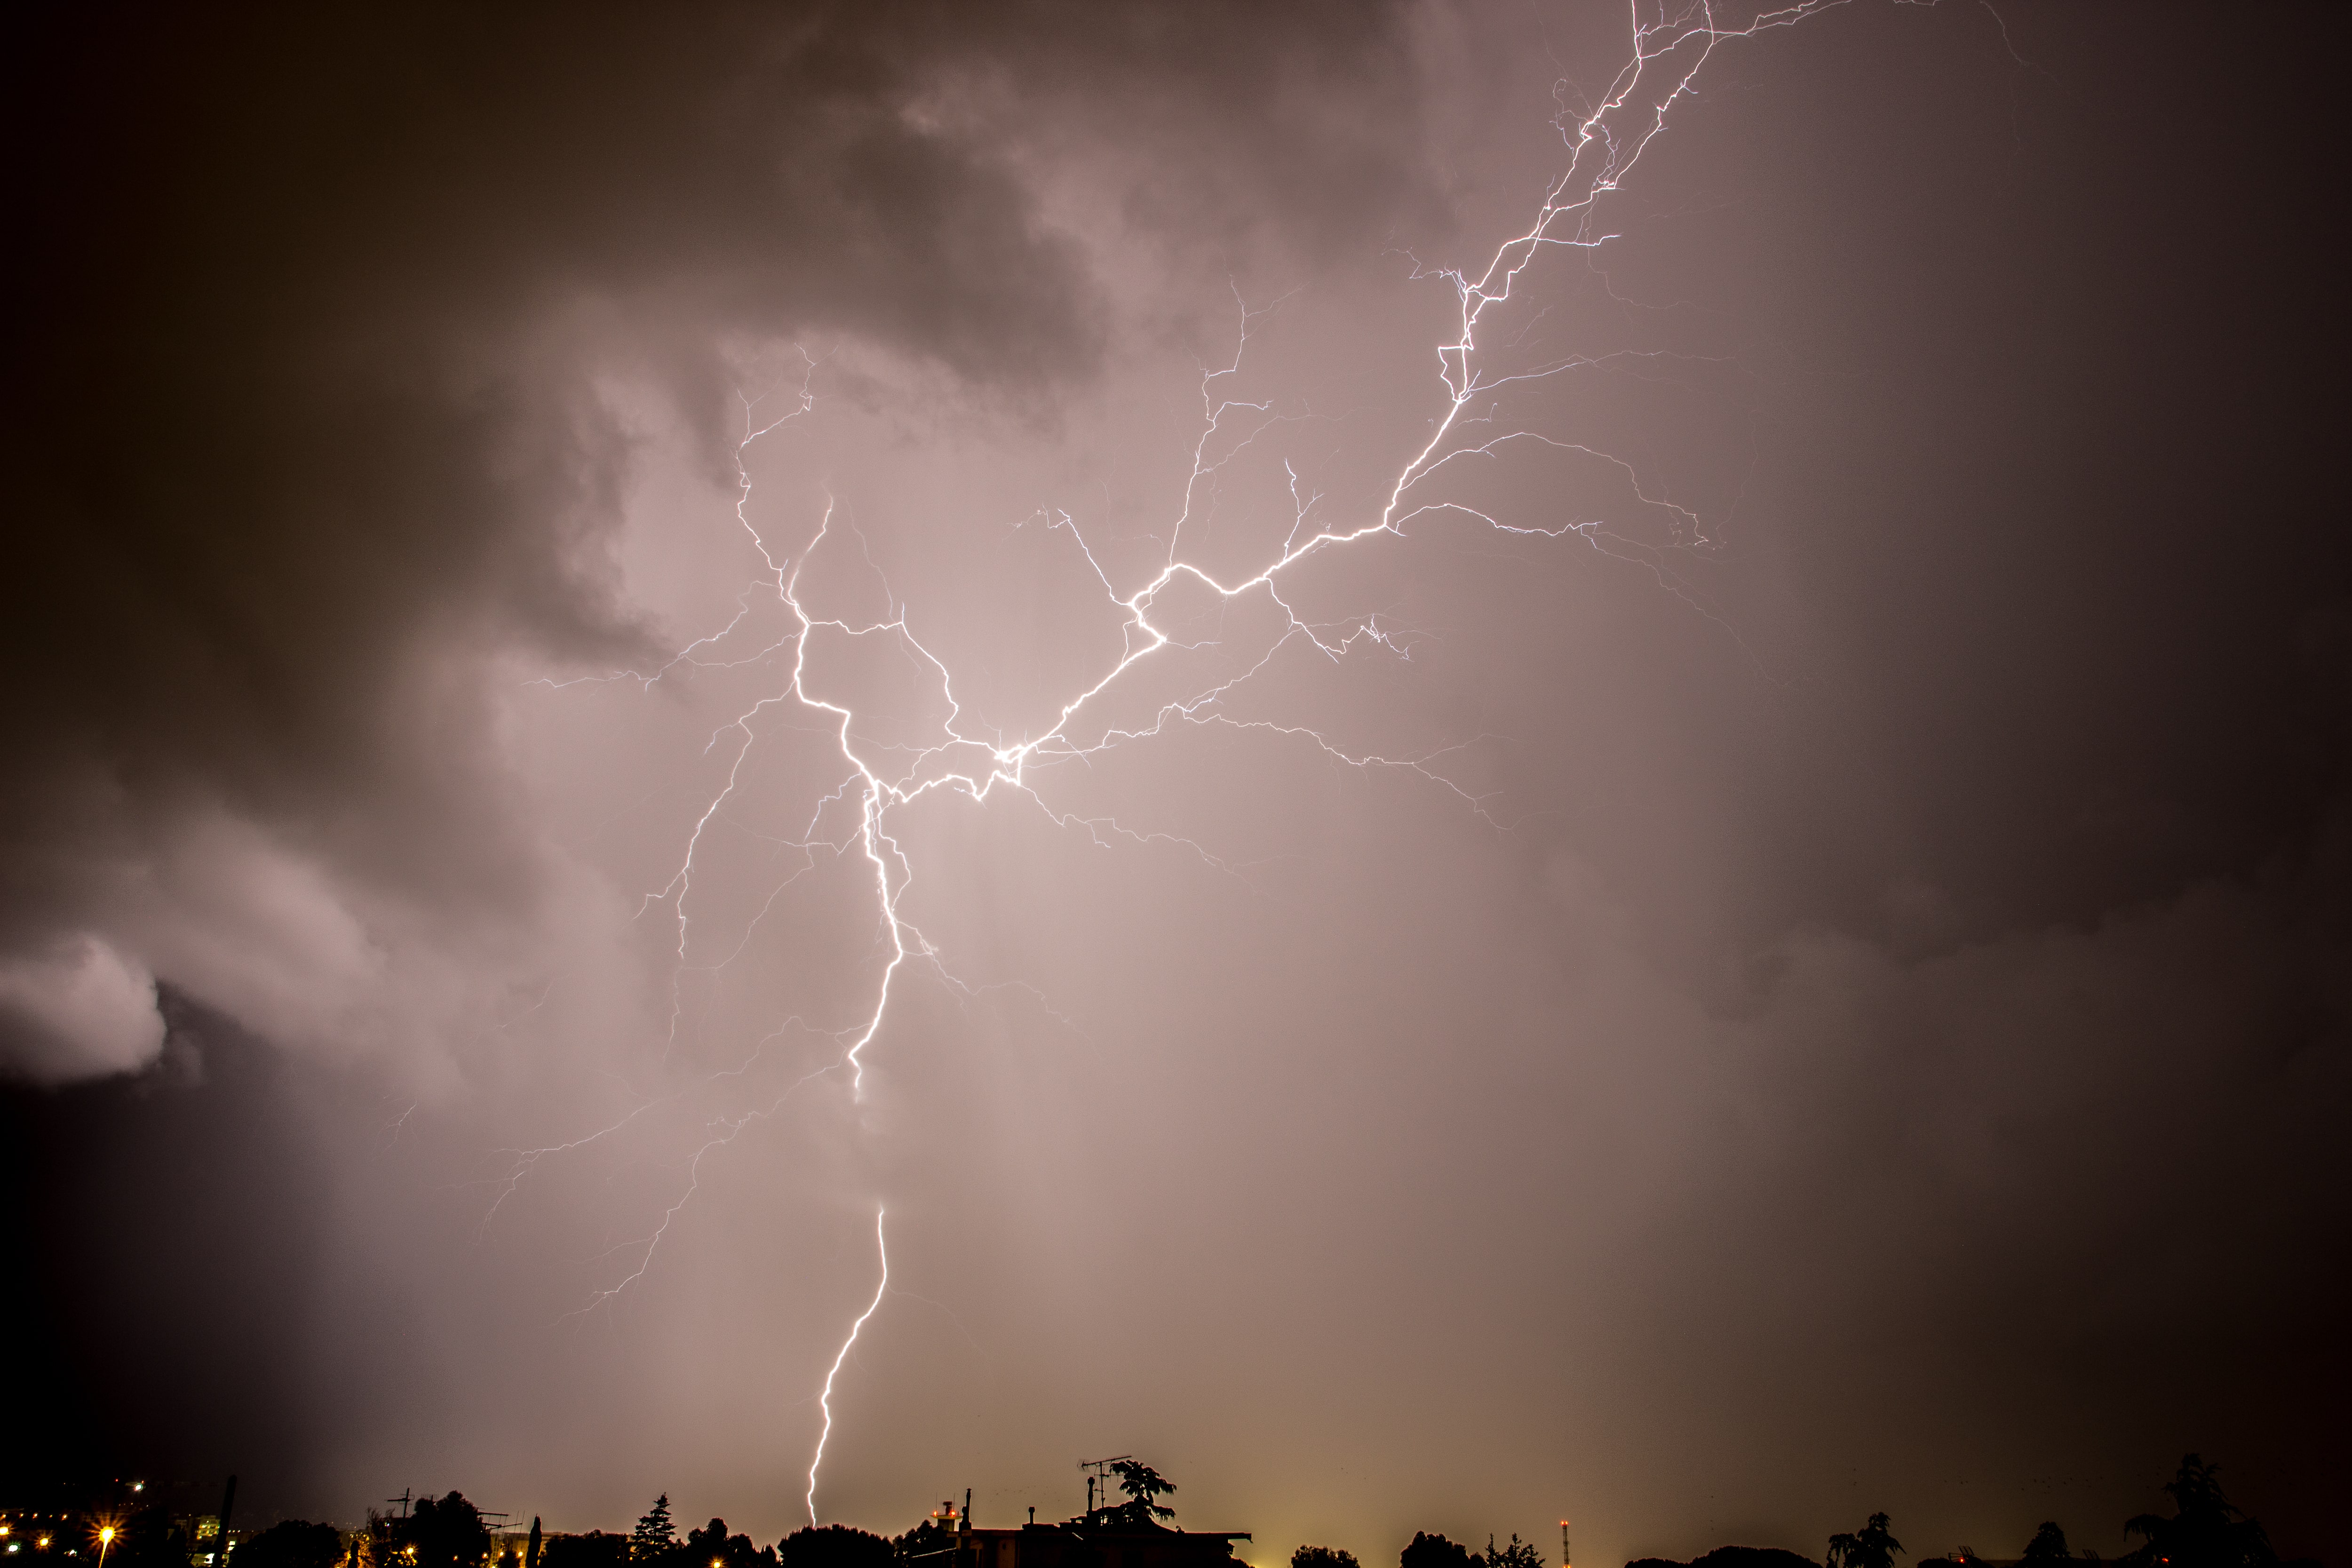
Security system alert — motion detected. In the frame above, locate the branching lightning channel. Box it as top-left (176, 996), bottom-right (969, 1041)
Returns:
top-left (510, 0), bottom-right (1875, 1509)
top-left (679, 0), bottom-right (1853, 1087)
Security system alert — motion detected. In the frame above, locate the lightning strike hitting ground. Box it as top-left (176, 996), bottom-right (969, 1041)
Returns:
top-left (507, 0), bottom-right (1884, 1514)
top-left (808, 1207), bottom-right (890, 1526)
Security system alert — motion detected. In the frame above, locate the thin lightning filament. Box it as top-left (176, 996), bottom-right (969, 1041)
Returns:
top-left (807, 1206), bottom-right (890, 1523)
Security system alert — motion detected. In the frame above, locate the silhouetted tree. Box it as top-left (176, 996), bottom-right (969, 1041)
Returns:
top-left (2021, 1525), bottom-right (2071, 1564)
top-left (239, 1524), bottom-right (343, 1568)
top-left (890, 1523), bottom-right (954, 1568)
top-left (1295, 1550), bottom-right (1359, 1568)
top-left (366, 1513), bottom-right (400, 1568)
top-left (376, 1495), bottom-right (489, 1568)
top-left (1827, 1515), bottom-right (1903, 1568)
top-left (1478, 1537), bottom-right (1542, 1568)
top-left (542, 1536), bottom-right (629, 1568)
top-left (681, 1521), bottom-right (769, 1568)
top-left (2124, 1455), bottom-right (2275, 1568)
top-left (1403, 1535), bottom-right (1473, 1568)
top-left (778, 1527), bottom-right (891, 1568)
top-left (1108, 1464), bottom-right (1176, 1528)
top-left (631, 1503), bottom-right (679, 1568)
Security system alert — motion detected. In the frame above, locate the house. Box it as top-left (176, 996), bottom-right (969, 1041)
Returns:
top-left (905, 1501), bottom-right (1249, 1568)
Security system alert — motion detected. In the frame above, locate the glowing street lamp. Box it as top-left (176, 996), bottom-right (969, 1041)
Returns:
top-left (96, 1529), bottom-right (116, 1568)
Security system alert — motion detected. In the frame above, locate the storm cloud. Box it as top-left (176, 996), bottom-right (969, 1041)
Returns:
top-left (4, 0), bottom-right (1449, 1076)
top-left (6, 2), bottom-right (2346, 1564)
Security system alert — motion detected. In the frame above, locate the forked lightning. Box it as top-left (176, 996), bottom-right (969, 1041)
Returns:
top-left (504, 0), bottom-right (1875, 1521)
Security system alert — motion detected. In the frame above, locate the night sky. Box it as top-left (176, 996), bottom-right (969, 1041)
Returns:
top-left (6, 4), bottom-right (2346, 1565)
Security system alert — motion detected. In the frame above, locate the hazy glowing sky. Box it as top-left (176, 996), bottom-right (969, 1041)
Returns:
top-left (6, 3), bottom-right (2345, 1564)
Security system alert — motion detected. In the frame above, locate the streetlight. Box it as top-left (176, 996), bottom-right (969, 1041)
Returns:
top-left (96, 1529), bottom-right (116, 1568)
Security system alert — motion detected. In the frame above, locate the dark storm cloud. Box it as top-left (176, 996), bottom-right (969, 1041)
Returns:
top-left (1, 997), bottom-right (335, 1489)
top-left (1537, 5), bottom-right (2352, 1537)
top-left (0, 0), bottom-right (1438, 1075)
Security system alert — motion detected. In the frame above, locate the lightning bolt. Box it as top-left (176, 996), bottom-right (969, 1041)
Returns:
top-left (505, 0), bottom-right (1917, 1508)
top-left (807, 1205), bottom-right (889, 1526)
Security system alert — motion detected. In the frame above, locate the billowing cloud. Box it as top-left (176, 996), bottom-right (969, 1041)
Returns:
top-left (3, 0), bottom-right (1450, 1085)
top-left (0, 935), bottom-right (167, 1083)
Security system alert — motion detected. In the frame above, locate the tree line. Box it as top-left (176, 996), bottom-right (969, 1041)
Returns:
top-left (1614, 1456), bottom-right (2309, 1568)
top-left (32, 1449), bottom-right (2307, 1568)
top-left (1286, 1454), bottom-right (2305, 1568)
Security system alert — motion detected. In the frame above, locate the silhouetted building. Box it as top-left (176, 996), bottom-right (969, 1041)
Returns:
top-left (906, 1508), bottom-right (1247, 1568)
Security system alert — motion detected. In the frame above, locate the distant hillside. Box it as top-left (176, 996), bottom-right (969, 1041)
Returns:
top-left (1627, 1547), bottom-right (1820, 1568)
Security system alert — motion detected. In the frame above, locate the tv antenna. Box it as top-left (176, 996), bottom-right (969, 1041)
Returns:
top-left (1077, 1457), bottom-right (1133, 1519)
